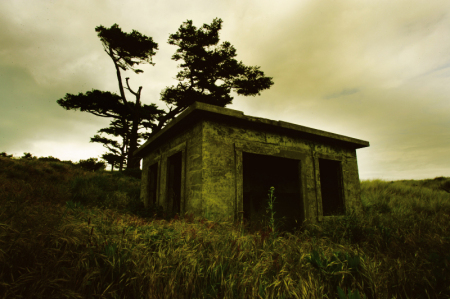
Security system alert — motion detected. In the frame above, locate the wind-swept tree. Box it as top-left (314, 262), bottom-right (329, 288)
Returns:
top-left (153, 18), bottom-right (274, 132)
top-left (58, 24), bottom-right (162, 170)
top-left (95, 24), bottom-right (160, 169)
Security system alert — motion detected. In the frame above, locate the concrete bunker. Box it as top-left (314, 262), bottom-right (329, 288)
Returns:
top-left (134, 101), bottom-right (370, 232)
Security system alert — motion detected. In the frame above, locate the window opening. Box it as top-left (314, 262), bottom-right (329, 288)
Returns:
top-left (319, 158), bottom-right (344, 216)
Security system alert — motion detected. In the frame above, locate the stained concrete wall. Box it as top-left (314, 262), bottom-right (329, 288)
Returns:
top-left (141, 119), bottom-right (203, 217)
top-left (201, 118), bottom-right (364, 228)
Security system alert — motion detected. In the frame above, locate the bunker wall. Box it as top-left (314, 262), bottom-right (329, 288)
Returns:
top-left (201, 118), bottom-right (364, 225)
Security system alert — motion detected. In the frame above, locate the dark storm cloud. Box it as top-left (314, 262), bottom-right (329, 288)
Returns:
top-left (323, 89), bottom-right (360, 100)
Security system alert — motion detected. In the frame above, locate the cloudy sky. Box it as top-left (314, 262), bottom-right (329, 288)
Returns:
top-left (1, 0), bottom-right (449, 181)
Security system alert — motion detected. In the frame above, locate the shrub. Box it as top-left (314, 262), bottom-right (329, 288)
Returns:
top-left (38, 156), bottom-right (61, 162)
top-left (21, 152), bottom-right (36, 159)
top-left (433, 176), bottom-right (447, 181)
top-left (125, 198), bottom-right (165, 220)
top-left (0, 152), bottom-right (13, 158)
top-left (122, 168), bottom-right (142, 179)
top-left (77, 158), bottom-right (106, 172)
top-left (439, 180), bottom-right (450, 193)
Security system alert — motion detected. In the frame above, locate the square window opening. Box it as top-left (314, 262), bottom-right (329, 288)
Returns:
top-left (319, 158), bottom-right (345, 216)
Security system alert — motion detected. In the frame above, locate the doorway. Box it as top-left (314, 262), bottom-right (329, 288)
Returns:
top-left (243, 152), bottom-right (303, 233)
top-left (148, 163), bottom-right (158, 206)
top-left (319, 158), bottom-right (345, 216)
top-left (167, 151), bottom-right (182, 215)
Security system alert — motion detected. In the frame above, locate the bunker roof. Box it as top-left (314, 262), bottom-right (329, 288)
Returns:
top-left (134, 101), bottom-right (370, 158)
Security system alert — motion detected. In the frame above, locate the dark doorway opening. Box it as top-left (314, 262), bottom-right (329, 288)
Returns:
top-left (243, 152), bottom-right (303, 234)
top-left (167, 152), bottom-right (182, 215)
top-left (148, 163), bottom-right (158, 206)
top-left (319, 159), bottom-right (344, 216)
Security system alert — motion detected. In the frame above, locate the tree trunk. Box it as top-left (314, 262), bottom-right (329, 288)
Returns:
top-left (119, 158), bottom-right (124, 172)
top-left (127, 109), bottom-right (139, 170)
top-left (124, 81), bottom-right (143, 170)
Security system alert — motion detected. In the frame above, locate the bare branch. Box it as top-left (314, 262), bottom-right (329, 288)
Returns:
top-left (125, 77), bottom-right (138, 96)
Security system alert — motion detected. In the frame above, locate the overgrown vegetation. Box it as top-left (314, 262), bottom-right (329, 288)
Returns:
top-left (0, 156), bottom-right (449, 298)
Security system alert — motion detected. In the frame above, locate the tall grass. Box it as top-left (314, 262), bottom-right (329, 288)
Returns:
top-left (0, 156), bottom-right (449, 298)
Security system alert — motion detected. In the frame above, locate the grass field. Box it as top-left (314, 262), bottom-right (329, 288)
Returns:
top-left (0, 156), bottom-right (449, 299)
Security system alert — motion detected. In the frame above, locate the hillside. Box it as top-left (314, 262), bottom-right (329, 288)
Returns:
top-left (0, 156), bottom-right (449, 299)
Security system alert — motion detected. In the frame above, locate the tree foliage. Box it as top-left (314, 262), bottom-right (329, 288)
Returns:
top-left (58, 90), bottom-right (163, 170)
top-left (57, 90), bottom-right (125, 118)
top-left (159, 18), bottom-right (273, 109)
top-left (90, 118), bottom-right (130, 171)
top-left (95, 23), bottom-right (158, 74)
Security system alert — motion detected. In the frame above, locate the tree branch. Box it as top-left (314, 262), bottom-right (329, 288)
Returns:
top-left (125, 77), bottom-right (142, 97)
top-left (88, 111), bottom-right (119, 118)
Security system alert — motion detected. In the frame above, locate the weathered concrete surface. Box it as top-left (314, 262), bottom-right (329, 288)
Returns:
top-left (135, 101), bottom-right (369, 231)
